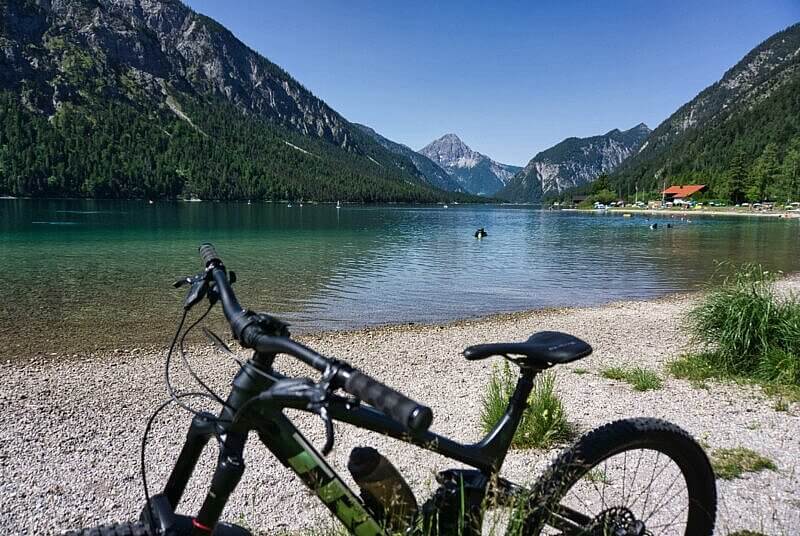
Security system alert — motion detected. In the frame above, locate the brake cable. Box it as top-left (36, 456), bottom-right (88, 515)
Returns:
top-left (140, 391), bottom-right (218, 534)
top-left (177, 305), bottom-right (234, 411)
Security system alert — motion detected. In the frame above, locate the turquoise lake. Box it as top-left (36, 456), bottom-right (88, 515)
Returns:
top-left (2, 199), bottom-right (798, 357)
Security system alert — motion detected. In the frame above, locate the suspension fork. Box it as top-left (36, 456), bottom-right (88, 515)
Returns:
top-left (157, 352), bottom-right (277, 534)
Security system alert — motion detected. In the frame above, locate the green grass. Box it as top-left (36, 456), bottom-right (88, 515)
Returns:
top-left (669, 353), bottom-right (800, 402)
top-left (727, 531), bottom-right (769, 536)
top-left (773, 398), bottom-right (790, 412)
top-left (600, 366), bottom-right (663, 391)
top-left (711, 447), bottom-right (777, 480)
top-left (583, 469), bottom-right (611, 485)
top-left (671, 264), bottom-right (800, 399)
top-left (685, 264), bottom-right (800, 382)
top-left (571, 367), bottom-right (590, 375)
top-left (480, 362), bottom-right (572, 449)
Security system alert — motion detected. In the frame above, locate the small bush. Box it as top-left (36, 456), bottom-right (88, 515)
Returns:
top-left (480, 362), bottom-right (572, 449)
top-left (711, 447), bottom-right (777, 480)
top-left (686, 264), bottom-right (800, 384)
top-left (601, 366), bottom-right (663, 391)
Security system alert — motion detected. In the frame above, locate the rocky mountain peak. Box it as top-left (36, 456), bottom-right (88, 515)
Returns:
top-left (1, 0), bottom-right (356, 149)
top-left (418, 133), bottom-right (521, 196)
top-left (419, 133), bottom-right (480, 168)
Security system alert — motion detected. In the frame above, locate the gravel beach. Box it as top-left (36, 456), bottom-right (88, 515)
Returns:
top-left (2, 281), bottom-right (799, 535)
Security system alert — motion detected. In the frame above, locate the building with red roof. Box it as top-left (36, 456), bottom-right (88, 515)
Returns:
top-left (662, 184), bottom-right (707, 202)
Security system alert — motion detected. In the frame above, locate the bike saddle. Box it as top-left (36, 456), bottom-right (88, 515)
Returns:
top-left (462, 331), bottom-right (592, 368)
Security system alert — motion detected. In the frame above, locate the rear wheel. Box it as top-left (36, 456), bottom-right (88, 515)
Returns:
top-left (522, 418), bottom-right (716, 535)
top-left (64, 522), bottom-right (153, 536)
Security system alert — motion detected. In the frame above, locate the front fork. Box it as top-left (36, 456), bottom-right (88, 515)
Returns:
top-left (143, 353), bottom-right (276, 535)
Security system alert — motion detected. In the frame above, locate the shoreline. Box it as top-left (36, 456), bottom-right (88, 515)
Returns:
top-left (564, 207), bottom-right (800, 219)
top-left (2, 280), bottom-right (799, 534)
top-left (11, 289), bottom-right (706, 364)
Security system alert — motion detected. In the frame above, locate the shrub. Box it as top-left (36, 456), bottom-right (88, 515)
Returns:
top-left (685, 264), bottom-right (800, 386)
top-left (601, 366), bottom-right (663, 391)
top-left (480, 362), bottom-right (572, 449)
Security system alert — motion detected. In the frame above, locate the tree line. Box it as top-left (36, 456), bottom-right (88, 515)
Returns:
top-left (0, 92), bottom-right (463, 203)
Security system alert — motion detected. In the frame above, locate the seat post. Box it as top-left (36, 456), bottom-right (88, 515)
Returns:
top-left (475, 366), bottom-right (539, 471)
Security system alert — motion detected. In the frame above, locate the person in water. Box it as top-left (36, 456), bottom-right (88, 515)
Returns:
top-left (474, 227), bottom-right (488, 238)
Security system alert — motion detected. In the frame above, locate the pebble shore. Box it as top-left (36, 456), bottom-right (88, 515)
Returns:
top-left (1, 281), bottom-right (799, 535)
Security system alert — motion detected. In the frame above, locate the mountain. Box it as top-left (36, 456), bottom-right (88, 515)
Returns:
top-left (0, 0), bottom-right (458, 202)
top-left (419, 134), bottom-right (521, 196)
top-left (611, 23), bottom-right (800, 201)
top-left (353, 124), bottom-right (464, 192)
top-left (498, 124), bottom-right (651, 203)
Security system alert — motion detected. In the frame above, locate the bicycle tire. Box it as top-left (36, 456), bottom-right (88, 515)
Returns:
top-left (522, 417), bottom-right (716, 535)
top-left (63, 522), bottom-right (153, 536)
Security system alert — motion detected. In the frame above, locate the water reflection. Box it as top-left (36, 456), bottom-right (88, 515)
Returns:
top-left (1, 199), bottom-right (798, 356)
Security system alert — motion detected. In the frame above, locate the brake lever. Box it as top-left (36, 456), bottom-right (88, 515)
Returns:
top-left (318, 406), bottom-right (335, 456)
top-left (173, 271), bottom-right (210, 310)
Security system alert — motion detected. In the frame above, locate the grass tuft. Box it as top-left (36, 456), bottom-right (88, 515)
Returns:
top-left (684, 264), bottom-right (800, 381)
top-left (672, 264), bottom-right (800, 399)
top-left (480, 362), bottom-right (572, 449)
top-left (710, 447), bottom-right (777, 480)
top-left (600, 366), bottom-right (663, 391)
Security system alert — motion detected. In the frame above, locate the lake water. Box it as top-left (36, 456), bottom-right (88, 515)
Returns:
top-left (2, 199), bottom-right (798, 357)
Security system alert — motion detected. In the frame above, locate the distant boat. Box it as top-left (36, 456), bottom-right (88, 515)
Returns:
top-left (336, 201), bottom-right (341, 208)
top-left (247, 200), bottom-right (252, 205)
top-left (287, 203), bottom-right (293, 207)
top-left (148, 200), bottom-right (154, 204)
top-left (443, 204), bottom-right (449, 209)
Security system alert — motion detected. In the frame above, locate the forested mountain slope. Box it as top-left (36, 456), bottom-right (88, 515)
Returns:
top-left (610, 23), bottom-right (800, 202)
top-left (0, 0), bottom-right (457, 201)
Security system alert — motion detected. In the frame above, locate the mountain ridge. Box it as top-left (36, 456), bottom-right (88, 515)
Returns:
top-left (498, 123), bottom-right (651, 202)
top-left (610, 22), bottom-right (800, 199)
top-left (353, 124), bottom-right (464, 192)
top-left (419, 134), bottom-right (521, 196)
top-left (0, 0), bottom-right (462, 201)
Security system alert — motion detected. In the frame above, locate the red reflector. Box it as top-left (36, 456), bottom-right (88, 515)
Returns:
top-left (192, 518), bottom-right (213, 533)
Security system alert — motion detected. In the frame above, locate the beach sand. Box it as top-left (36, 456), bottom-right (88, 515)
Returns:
top-left (1, 280), bottom-right (799, 535)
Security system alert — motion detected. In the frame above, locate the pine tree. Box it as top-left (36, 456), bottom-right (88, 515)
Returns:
top-left (746, 143), bottom-right (780, 202)
top-left (723, 148), bottom-right (747, 204)
top-left (781, 137), bottom-right (800, 203)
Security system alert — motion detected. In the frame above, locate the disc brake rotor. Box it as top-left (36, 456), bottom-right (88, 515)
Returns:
top-left (587, 506), bottom-right (653, 536)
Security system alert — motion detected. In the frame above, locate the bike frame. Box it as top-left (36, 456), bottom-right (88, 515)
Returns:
top-left (151, 350), bottom-right (539, 535)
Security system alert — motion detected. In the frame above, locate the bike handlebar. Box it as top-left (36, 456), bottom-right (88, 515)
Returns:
top-left (197, 243), bottom-right (433, 432)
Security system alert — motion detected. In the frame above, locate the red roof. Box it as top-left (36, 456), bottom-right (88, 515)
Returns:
top-left (662, 185), bottom-right (707, 198)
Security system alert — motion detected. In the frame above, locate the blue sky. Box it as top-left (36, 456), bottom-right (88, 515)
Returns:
top-left (185, 0), bottom-right (799, 166)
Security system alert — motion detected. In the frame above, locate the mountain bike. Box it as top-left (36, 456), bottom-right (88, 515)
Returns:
top-left (69, 243), bottom-right (716, 536)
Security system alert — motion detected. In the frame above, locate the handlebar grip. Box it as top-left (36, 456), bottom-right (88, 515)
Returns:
top-left (344, 371), bottom-right (433, 432)
top-left (199, 243), bottom-right (221, 266)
